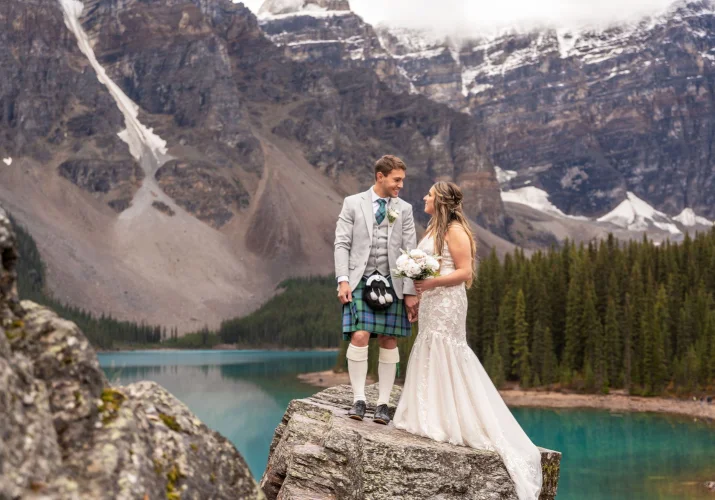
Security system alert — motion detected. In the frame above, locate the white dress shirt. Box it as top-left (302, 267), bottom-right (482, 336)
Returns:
top-left (337, 187), bottom-right (389, 284)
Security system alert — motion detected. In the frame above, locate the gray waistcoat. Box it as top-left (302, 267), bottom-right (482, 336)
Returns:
top-left (364, 214), bottom-right (389, 277)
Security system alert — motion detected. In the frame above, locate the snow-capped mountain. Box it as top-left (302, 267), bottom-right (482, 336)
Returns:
top-left (597, 192), bottom-right (683, 234)
top-left (258, 0), bottom-right (715, 230)
top-left (674, 208), bottom-right (715, 227)
top-left (496, 171), bottom-right (712, 239)
top-left (386, 1), bottom-right (715, 225)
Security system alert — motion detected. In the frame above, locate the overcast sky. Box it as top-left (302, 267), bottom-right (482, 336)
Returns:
top-left (241, 0), bottom-right (678, 34)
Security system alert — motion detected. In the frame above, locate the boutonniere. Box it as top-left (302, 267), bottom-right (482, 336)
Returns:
top-left (387, 207), bottom-right (399, 224)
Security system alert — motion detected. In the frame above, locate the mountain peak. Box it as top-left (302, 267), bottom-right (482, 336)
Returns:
top-left (258, 0), bottom-right (350, 16)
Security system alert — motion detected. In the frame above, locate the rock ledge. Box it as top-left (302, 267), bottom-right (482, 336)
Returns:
top-left (261, 384), bottom-right (561, 499)
top-left (0, 206), bottom-right (263, 499)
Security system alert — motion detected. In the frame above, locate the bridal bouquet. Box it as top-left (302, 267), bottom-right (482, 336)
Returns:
top-left (393, 249), bottom-right (440, 280)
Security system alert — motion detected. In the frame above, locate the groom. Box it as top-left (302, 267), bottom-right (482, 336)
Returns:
top-left (335, 155), bottom-right (419, 425)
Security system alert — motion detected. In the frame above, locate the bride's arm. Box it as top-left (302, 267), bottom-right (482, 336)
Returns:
top-left (415, 225), bottom-right (473, 292)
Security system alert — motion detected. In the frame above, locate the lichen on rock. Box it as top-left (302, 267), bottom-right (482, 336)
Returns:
top-left (0, 203), bottom-right (263, 500)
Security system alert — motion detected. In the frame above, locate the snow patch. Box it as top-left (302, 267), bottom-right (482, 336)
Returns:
top-left (259, 8), bottom-right (350, 20)
top-left (258, 0), bottom-right (306, 16)
top-left (389, 47), bottom-right (447, 60)
top-left (606, 68), bottom-right (631, 79)
top-left (494, 166), bottom-right (517, 185)
top-left (58, 0), bottom-right (167, 162)
top-left (501, 186), bottom-right (589, 221)
top-left (397, 66), bottom-right (418, 93)
top-left (674, 208), bottom-right (714, 227)
top-left (2, 158), bottom-right (11, 166)
top-left (461, 67), bottom-right (481, 96)
top-left (597, 192), bottom-right (682, 234)
top-left (556, 29), bottom-right (577, 58)
top-left (286, 39), bottom-right (341, 46)
top-left (469, 83), bottom-right (494, 95)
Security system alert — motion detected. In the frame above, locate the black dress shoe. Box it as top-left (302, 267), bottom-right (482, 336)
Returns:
top-left (348, 400), bottom-right (366, 421)
top-left (373, 404), bottom-right (391, 425)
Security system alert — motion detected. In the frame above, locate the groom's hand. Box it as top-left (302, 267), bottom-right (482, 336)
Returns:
top-left (404, 295), bottom-right (419, 323)
top-left (337, 282), bottom-right (352, 304)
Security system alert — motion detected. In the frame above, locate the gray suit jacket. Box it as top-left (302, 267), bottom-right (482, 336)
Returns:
top-left (334, 188), bottom-right (417, 299)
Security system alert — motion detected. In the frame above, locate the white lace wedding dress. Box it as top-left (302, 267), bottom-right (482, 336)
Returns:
top-left (393, 235), bottom-right (542, 500)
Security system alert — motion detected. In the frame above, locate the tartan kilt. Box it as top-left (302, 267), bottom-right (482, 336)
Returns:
top-left (342, 276), bottom-right (412, 341)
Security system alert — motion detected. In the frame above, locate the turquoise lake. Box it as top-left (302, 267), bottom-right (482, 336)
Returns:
top-left (98, 350), bottom-right (715, 499)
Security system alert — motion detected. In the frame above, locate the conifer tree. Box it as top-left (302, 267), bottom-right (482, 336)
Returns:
top-left (512, 289), bottom-right (531, 387)
top-left (542, 323), bottom-right (558, 385)
top-left (563, 250), bottom-right (585, 373)
top-left (650, 285), bottom-right (669, 393)
top-left (497, 287), bottom-right (516, 376)
top-left (604, 296), bottom-right (620, 388)
top-left (485, 337), bottom-right (506, 389)
top-left (582, 282), bottom-right (604, 391)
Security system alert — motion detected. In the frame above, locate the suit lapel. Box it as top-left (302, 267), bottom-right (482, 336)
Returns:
top-left (361, 189), bottom-right (374, 241)
top-left (387, 198), bottom-right (400, 242)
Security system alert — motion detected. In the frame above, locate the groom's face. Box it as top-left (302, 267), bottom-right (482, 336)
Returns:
top-left (376, 170), bottom-right (405, 198)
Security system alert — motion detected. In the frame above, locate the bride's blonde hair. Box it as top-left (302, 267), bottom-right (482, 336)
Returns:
top-left (426, 181), bottom-right (477, 288)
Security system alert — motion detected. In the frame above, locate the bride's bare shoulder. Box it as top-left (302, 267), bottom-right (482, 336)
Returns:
top-left (445, 223), bottom-right (470, 244)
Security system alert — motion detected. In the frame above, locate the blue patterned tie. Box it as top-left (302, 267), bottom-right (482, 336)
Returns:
top-left (376, 198), bottom-right (387, 224)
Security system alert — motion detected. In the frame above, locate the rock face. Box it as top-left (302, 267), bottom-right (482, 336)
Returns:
top-left (261, 384), bottom-right (561, 499)
top-left (380, 2), bottom-right (715, 221)
top-left (0, 205), bottom-right (263, 499)
top-left (259, 1), bottom-right (412, 95)
top-left (376, 27), bottom-right (465, 110)
top-left (58, 159), bottom-right (145, 212)
top-left (458, 1), bottom-right (715, 220)
top-left (155, 159), bottom-right (250, 228)
top-left (0, 0), bottom-right (139, 211)
top-left (262, 0), bottom-right (715, 222)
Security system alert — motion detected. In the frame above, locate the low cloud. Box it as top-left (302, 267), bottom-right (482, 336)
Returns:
top-left (243, 0), bottom-right (679, 35)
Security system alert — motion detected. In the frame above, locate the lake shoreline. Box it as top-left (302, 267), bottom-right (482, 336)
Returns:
top-left (98, 345), bottom-right (341, 354)
top-left (500, 389), bottom-right (715, 422)
top-left (297, 370), bottom-right (715, 421)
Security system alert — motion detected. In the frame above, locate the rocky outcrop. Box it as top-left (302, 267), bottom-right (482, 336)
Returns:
top-left (58, 159), bottom-right (144, 212)
top-left (0, 206), bottom-right (263, 499)
top-left (261, 384), bottom-right (561, 499)
top-left (155, 159), bottom-right (250, 228)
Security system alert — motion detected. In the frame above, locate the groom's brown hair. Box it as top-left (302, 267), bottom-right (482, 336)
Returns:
top-left (374, 155), bottom-right (406, 180)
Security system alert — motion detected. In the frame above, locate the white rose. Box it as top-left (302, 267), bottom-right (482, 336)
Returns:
top-left (407, 261), bottom-right (423, 277)
top-left (396, 254), bottom-right (409, 269)
top-left (409, 249), bottom-right (426, 261)
top-left (426, 256), bottom-right (440, 272)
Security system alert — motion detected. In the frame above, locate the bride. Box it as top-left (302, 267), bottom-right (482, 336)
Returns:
top-left (393, 181), bottom-right (543, 500)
